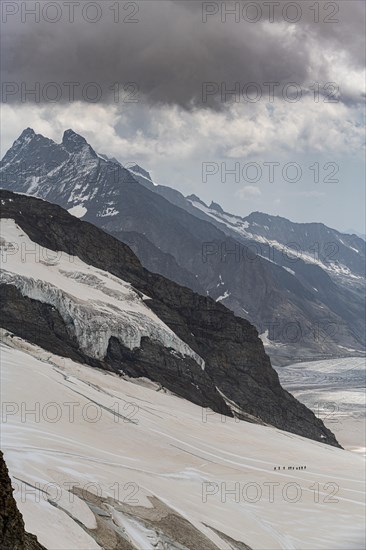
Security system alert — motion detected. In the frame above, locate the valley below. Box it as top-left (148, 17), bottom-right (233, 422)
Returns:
top-left (275, 357), bottom-right (366, 457)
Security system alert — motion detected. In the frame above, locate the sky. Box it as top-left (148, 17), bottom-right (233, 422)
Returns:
top-left (1, 0), bottom-right (365, 233)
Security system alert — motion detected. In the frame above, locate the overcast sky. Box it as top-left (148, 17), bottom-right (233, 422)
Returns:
top-left (1, 0), bottom-right (365, 233)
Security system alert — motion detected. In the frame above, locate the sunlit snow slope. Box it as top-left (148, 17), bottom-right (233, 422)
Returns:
top-left (1, 335), bottom-right (365, 550)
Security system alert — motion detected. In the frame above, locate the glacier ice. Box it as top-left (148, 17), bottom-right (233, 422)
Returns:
top-left (0, 218), bottom-right (205, 369)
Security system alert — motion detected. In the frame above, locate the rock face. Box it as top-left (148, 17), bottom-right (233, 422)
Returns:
top-left (110, 229), bottom-right (204, 294)
top-left (0, 190), bottom-right (340, 447)
top-left (0, 451), bottom-right (45, 550)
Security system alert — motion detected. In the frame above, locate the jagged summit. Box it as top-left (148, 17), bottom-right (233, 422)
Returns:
top-left (12, 127), bottom-right (37, 149)
top-left (128, 163), bottom-right (152, 181)
top-left (62, 128), bottom-right (85, 141)
top-left (186, 194), bottom-right (207, 207)
top-left (209, 200), bottom-right (225, 214)
top-left (19, 127), bottom-right (35, 140)
top-left (62, 129), bottom-right (90, 152)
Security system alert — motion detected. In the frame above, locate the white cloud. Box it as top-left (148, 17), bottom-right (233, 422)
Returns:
top-left (2, 96), bottom-right (364, 163)
top-left (236, 186), bottom-right (262, 199)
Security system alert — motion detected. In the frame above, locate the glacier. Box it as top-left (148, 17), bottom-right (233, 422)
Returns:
top-left (1, 335), bottom-right (365, 550)
top-left (0, 218), bottom-right (205, 369)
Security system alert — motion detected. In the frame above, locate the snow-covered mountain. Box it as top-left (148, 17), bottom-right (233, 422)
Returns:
top-left (1, 129), bottom-right (365, 364)
top-left (1, 189), bottom-right (341, 446)
top-left (121, 169), bottom-right (365, 290)
top-left (184, 201), bottom-right (365, 290)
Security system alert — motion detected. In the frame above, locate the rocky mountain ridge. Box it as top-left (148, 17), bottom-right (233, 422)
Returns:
top-left (0, 189), bottom-right (340, 446)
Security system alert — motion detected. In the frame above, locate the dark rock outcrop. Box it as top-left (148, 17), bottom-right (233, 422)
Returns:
top-left (0, 451), bottom-right (45, 550)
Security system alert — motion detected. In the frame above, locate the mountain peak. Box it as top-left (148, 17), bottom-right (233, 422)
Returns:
top-left (128, 163), bottom-right (152, 181)
top-left (62, 129), bottom-right (88, 152)
top-left (20, 127), bottom-right (35, 138)
top-left (209, 201), bottom-right (224, 214)
top-left (14, 128), bottom-right (36, 145)
top-left (3, 129), bottom-right (37, 162)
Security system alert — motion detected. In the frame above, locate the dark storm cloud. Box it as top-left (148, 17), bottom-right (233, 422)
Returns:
top-left (1, 0), bottom-right (364, 108)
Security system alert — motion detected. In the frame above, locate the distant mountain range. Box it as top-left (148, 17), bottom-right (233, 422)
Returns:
top-left (1, 128), bottom-right (365, 364)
